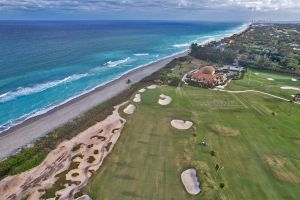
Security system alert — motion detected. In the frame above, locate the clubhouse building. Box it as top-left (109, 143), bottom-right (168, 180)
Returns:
top-left (185, 66), bottom-right (227, 88)
top-left (184, 65), bottom-right (245, 88)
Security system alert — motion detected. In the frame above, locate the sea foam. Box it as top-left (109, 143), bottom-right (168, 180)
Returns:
top-left (134, 53), bottom-right (149, 56)
top-left (173, 43), bottom-right (190, 48)
top-left (0, 73), bottom-right (88, 103)
top-left (106, 57), bottom-right (131, 67)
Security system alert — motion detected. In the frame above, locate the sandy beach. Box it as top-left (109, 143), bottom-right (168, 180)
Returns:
top-left (0, 51), bottom-right (188, 159)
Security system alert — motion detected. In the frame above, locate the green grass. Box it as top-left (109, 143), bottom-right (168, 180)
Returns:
top-left (85, 69), bottom-right (300, 199)
top-left (227, 69), bottom-right (300, 100)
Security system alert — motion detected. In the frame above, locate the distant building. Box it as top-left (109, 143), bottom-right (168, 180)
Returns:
top-left (215, 65), bottom-right (246, 79)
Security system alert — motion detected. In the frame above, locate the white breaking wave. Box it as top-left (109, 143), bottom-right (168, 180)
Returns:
top-left (106, 57), bottom-right (131, 67)
top-left (173, 43), bottom-right (190, 48)
top-left (134, 53), bottom-right (149, 56)
top-left (0, 22), bottom-right (251, 134)
top-left (0, 73), bottom-right (88, 103)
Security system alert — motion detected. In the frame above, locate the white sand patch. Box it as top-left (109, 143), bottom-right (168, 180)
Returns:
top-left (254, 73), bottom-right (260, 75)
top-left (147, 85), bottom-right (157, 89)
top-left (138, 88), bottom-right (146, 93)
top-left (267, 78), bottom-right (274, 81)
top-left (158, 94), bottom-right (172, 105)
top-left (123, 104), bottom-right (136, 114)
top-left (133, 93), bottom-right (141, 102)
top-left (280, 86), bottom-right (300, 91)
top-left (171, 120), bottom-right (193, 130)
top-left (0, 103), bottom-right (126, 200)
top-left (181, 168), bottom-right (201, 195)
top-left (215, 82), bottom-right (229, 89)
top-left (75, 194), bottom-right (93, 200)
top-left (291, 78), bottom-right (297, 82)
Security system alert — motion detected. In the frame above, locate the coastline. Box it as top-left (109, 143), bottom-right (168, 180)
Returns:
top-left (0, 23), bottom-right (251, 159)
top-left (0, 51), bottom-right (188, 159)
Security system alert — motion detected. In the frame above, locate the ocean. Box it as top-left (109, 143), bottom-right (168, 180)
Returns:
top-left (0, 20), bottom-right (247, 133)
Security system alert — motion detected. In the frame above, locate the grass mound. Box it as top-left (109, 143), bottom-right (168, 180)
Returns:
top-left (264, 155), bottom-right (300, 184)
top-left (209, 124), bottom-right (240, 137)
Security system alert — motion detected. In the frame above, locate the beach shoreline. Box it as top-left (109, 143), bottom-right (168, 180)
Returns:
top-left (0, 51), bottom-right (188, 159)
top-left (0, 23), bottom-right (251, 159)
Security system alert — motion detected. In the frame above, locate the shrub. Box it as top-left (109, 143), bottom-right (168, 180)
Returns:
top-left (220, 183), bottom-right (225, 189)
top-left (210, 150), bottom-right (216, 157)
top-left (87, 156), bottom-right (96, 163)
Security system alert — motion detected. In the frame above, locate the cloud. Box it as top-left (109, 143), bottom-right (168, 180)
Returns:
top-left (0, 0), bottom-right (299, 12)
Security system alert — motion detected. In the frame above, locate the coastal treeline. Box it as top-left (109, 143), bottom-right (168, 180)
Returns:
top-left (190, 24), bottom-right (300, 75)
top-left (190, 43), bottom-right (236, 65)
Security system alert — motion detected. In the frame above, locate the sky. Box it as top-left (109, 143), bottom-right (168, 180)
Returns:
top-left (0, 0), bottom-right (300, 21)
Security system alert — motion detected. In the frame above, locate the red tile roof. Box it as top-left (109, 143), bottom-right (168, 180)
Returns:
top-left (189, 66), bottom-right (217, 81)
top-left (191, 72), bottom-right (216, 80)
top-left (198, 66), bottom-right (216, 74)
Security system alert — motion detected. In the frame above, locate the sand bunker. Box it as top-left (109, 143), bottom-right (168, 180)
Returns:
top-left (133, 93), bottom-right (141, 102)
top-left (254, 73), bottom-right (260, 75)
top-left (123, 104), bottom-right (136, 115)
top-left (171, 120), bottom-right (193, 130)
top-left (147, 85), bottom-right (157, 89)
top-left (267, 78), bottom-right (274, 81)
top-left (181, 168), bottom-right (201, 195)
top-left (138, 88), bottom-right (146, 93)
top-left (216, 85), bottom-right (226, 89)
top-left (280, 86), bottom-right (300, 91)
top-left (0, 104), bottom-right (127, 200)
top-left (291, 78), bottom-right (297, 82)
top-left (158, 94), bottom-right (172, 105)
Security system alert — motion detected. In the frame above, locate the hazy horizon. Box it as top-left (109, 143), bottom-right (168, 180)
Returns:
top-left (0, 0), bottom-right (299, 21)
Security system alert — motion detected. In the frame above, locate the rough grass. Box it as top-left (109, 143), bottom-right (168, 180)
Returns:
top-left (209, 124), bottom-right (240, 137)
top-left (264, 155), bottom-right (300, 184)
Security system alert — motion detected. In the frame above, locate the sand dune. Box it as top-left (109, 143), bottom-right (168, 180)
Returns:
top-left (0, 104), bottom-right (126, 199)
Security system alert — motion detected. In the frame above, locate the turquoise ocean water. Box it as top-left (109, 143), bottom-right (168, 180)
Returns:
top-left (0, 20), bottom-right (248, 133)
